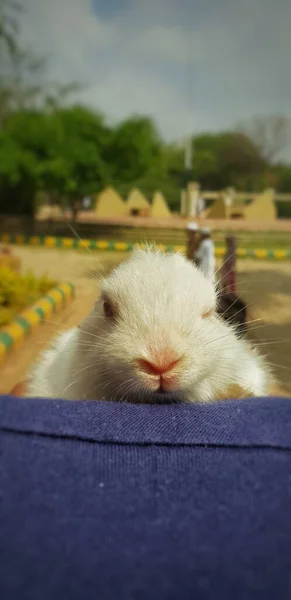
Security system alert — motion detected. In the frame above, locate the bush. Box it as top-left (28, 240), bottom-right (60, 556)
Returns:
top-left (276, 201), bottom-right (291, 219)
top-left (0, 267), bottom-right (56, 327)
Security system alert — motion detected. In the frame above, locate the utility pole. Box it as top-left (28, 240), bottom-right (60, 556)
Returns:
top-left (181, 37), bottom-right (194, 217)
top-left (184, 135), bottom-right (192, 172)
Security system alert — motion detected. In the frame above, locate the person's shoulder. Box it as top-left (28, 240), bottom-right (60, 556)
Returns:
top-left (203, 238), bottom-right (213, 248)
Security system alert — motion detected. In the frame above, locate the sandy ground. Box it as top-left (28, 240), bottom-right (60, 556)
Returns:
top-left (0, 247), bottom-right (290, 397)
top-left (236, 260), bottom-right (291, 396)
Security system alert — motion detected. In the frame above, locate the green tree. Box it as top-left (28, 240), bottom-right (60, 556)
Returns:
top-left (276, 166), bottom-right (291, 193)
top-left (0, 106), bottom-right (112, 213)
top-left (0, 0), bottom-right (21, 54)
top-left (193, 132), bottom-right (266, 190)
top-left (108, 116), bottom-right (164, 182)
top-left (237, 115), bottom-right (291, 163)
top-left (0, 131), bottom-right (39, 215)
top-left (45, 107), bottom-right (111, 202)
top-left (0, 0), bottom-right (80, 129)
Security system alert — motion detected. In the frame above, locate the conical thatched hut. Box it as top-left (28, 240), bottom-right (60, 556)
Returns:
top-left (151, 191), bottom-right (171, 217)
top-left (95, 187), bottom-right (126, 217)
top-left (126, 189), bottom-right (151, 216)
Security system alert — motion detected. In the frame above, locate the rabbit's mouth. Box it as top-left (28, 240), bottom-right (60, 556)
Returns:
top-left (145, 391), bottom-right (183, 405)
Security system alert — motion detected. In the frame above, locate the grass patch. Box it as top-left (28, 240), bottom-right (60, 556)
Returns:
top-left (0, 267), bottom-right (56, 327)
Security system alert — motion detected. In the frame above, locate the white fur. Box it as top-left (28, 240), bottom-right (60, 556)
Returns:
top-left (26, 248), bottom-right (271, 402)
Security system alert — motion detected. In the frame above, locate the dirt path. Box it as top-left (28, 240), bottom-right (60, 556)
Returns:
top-left (0, 280), bottom-right (98, 394)
top-left (0, 248), bottom-right (126, 394)
top-left (0, 247), bottom-right (290, 397)
top-left (236, 259), bottom-right (291, 397)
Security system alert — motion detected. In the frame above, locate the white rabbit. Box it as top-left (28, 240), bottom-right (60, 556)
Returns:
top-left (27, 248), bottom-right (271, 403)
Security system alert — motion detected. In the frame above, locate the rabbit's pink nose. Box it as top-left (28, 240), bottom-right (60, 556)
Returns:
top-left (137, 357), bottom-right (181, 376)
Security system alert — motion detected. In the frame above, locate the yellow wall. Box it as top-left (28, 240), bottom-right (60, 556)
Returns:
top-left (228, 203), bottom-right (246, 219)
top-left (207, 189), bottom-right (276, 221)
top-left (151, 192), bottom-right (171, 217)
top-left (244, 190), bottom-right (276, 220)
top-left (95, 187), bottom-right (126, 217)
top-left (206, 196), bottom-right (229, 219)
top-left (126, 189), bottom-right (150, 212)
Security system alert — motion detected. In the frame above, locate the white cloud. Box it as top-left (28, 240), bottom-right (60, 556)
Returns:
top-left (20, 0), bottom-right (116, 82)
top-left (18, 0), bottom-right (291, 148)
top-left (135, 26), bottom-right (202, 64)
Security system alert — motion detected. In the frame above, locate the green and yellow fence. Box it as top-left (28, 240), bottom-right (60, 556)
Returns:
top-left (0, 282), bottom-right (75, 364)
top-left (1, 233), bottom-right (291, 260)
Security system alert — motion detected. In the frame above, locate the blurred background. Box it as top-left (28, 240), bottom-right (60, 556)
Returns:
top-left (0, 0), bottom-right (291, 398)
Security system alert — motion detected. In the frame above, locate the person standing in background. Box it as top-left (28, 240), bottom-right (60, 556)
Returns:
top-left (82, 196), bottom-right (92, 210)
top-left (220, 235), bottom-right (237, 294)
top-left (195, 227), bottom-right (216, 283)
top-left (217, 235), bottom-right (247, 337)
top-left (186, 222), bottom-right (200, 265)
top-left (196, 193), bottom-right (205, 218)
top-left (72, 198), bottom-right (81, 223)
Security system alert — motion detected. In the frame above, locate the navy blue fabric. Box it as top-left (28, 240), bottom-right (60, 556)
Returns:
top-left (1, 395), bottom-right (291, 600)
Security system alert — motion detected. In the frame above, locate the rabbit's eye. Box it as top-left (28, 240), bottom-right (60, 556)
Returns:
top-left (103, 301), bottom-right (114, 318)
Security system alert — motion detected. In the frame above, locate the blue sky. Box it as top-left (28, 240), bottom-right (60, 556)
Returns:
top-left (92, 0), bottom-right (129, 19)
top-left (21, 0), bottom-right (291, 144)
